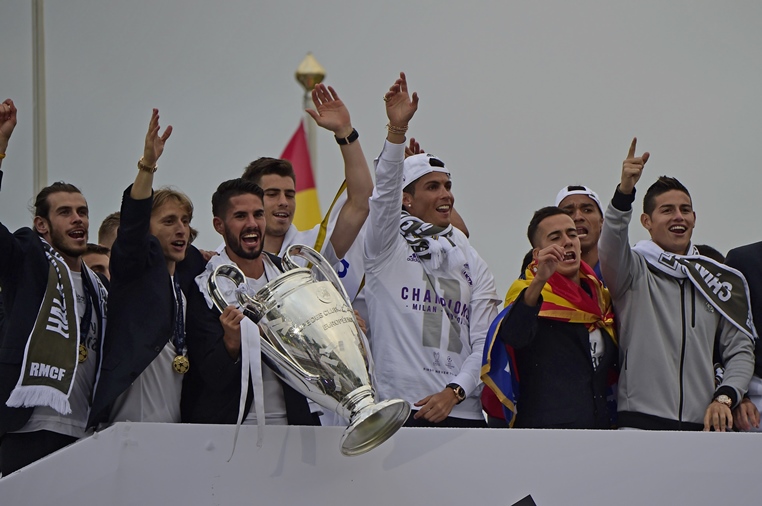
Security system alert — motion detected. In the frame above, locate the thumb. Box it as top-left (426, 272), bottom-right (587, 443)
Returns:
top-left (641, 152), bottom-right (650, 164)
top-left (305, 109), bottom-right (320, 123)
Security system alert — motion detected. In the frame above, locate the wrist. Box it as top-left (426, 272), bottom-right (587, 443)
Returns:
top-left (138, 157), bottom-right (158, 174)
top-left (335, 128), bottom-right (359, 146)
top-left (334, 125), bottom-right (354, 139)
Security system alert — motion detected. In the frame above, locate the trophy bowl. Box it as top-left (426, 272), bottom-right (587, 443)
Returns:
top-left (208, 245), bottom-right (410, 456)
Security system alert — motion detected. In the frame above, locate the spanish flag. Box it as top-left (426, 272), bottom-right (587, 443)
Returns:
top-left (280, 120), bottom-right (321, 230)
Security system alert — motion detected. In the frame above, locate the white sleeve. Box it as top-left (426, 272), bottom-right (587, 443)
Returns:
top-left (452, 251), bottom-right (501, 396)
top-left (365, 140), bottom-right (406, 261)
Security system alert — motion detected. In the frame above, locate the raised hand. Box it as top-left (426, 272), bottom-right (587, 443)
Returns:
top-left (306, 84), bottom-right (353, 138)
top-left (620, 137), bottom-right (650, 195)
top-left (384, 72), bottom-right (419, 130)
top-left (0, 99), bottom-right (18, 154)
top-left (142, 108), bottom-right (173, 168)
top-left (404, 137), bottom-right (424, 158)
top-left (534, 244), bottom-right (565, 282)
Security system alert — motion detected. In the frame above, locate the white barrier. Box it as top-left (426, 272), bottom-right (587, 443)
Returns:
top-left (0, 423), bottom-right (760, 506)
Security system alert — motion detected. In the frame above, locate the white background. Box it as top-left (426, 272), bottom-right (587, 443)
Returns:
top-left (2, 1), bottom-right (761, 296)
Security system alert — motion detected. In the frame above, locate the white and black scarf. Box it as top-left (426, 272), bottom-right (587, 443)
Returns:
top-left (6, 238), bottom-right (107, 414)
top-left (399, 211), bottom-right (465, 273)
top-left (633, 240), bottom-right (757, 341)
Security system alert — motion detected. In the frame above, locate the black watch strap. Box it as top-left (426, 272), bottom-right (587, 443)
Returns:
top-left (335, 128), bottom-right (359, 145)
top-left (446, 383), bottom-right (466, 404)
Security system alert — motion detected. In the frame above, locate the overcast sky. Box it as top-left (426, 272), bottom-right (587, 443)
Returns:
top-left (2, 1), bottom-right (762, 296)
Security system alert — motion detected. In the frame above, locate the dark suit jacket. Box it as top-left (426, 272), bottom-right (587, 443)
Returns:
top-left (181, 252), bottom-right (316, 425)
top-left (0, 217), bottom-right (106, 436)
top-left (498, 289), bottom-right (618, 429)
top-left (88, 187), bottom-right (206, 427)
top-left (726, 241), bottom-right (762, 377)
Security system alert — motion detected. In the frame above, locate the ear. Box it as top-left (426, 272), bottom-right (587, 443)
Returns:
top-left (212, 217), bottom-right (224, 236)
top-left (640, 212), bottom-right (652, 231)
top-left (402, 193), bottom-right (413, 209)
top-left (532, 247), bottom-right (540, 261)
top-left (33, 216), bottom-right (49, 235)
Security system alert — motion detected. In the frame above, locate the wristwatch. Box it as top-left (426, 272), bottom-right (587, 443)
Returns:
top-left (446, 383), bottom-right (466, 404)
top-left (334, 128), bottom-right (359, 145)
top-left (714, 394), bottom-right (732, 408)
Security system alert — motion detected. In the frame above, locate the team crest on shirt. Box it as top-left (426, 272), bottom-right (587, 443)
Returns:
top-left (461, 263), bottom-right (473, 286)
top-left (433, 352), bottom-right (441, 367)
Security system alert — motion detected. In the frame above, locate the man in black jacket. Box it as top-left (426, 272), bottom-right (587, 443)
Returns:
top-left (726, 241), bottom-right (762, 430)
top-left (89, 109), bottom-right (205, 428)
top-left (496, 207), bottom-right (617, 428)
top-left (181, 178), bottom-right (315, 426)
top-left (0, 99), bottom-right (108, 474)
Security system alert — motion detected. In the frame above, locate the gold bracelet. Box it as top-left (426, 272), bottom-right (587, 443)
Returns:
top-left (0, 153), bottom-right (6, 159)
top-left (137, 157), bottom-right (158, 174)
top-left (386, 123), bottom-right (408, 135)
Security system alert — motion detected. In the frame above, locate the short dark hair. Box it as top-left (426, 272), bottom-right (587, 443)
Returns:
top-left (98, 212), bottom-right (121, 243)
top-left (85, 243), bottom-right (110, 256)
top-left (643, 176), bottom-right (691, 216)
top-left (527, 206), bottom-right (572, 247)
top-left (242, 157), bottom-right (296, 186)
top-left (212, 178), bottom-right (265, 218)
top-left (32, 182), bottom-right (83, 219)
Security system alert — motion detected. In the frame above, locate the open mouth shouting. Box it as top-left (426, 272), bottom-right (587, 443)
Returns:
top-left (171, 239), bottom-right (187, 253)
top-left (575, 226), bottom-right (589, 239)
top-left (68, 228), bottom-right (87, 243)
top-left (240, 228), bottom-right (260, 249)
top-left (563, 251), bottom-right (577, 262)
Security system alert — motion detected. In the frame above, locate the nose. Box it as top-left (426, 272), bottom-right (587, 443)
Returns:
top-left (276, 192), bottom-right (289, 207)
top-left (571, 208), bottom-right (583, 221)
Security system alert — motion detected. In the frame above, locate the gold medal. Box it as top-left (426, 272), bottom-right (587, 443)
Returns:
top-left (172, 355), bottom-right (190, 374)
top-left (78, 344), bottom-right (88, 363)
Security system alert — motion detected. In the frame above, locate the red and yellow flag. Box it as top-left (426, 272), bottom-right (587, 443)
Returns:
top-left (280, 121), bottom-right (321, 230)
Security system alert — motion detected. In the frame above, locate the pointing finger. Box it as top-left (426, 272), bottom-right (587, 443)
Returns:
top-left (627, 137), bottom-right (637, 159)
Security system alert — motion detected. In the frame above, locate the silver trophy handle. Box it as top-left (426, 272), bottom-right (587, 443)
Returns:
top-left (284, 245), bottom-right (353, 308)
top-left (208, 264), bottom-right (266, 322)
top-left (207, 263), bottom-right (320, 381)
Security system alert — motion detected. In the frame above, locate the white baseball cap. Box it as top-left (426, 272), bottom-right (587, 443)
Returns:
top-left (402, 153), bottom-right (450, 186)
top-left (554, 185), bottom-right (603, 214)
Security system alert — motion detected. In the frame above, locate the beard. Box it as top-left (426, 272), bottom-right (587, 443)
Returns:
top-left (49, 223), bottom-right (88, 259)
top-left (224, 226), bottom-right (264, 260)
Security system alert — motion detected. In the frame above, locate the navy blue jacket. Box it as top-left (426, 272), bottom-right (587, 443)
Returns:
top-left (88, 187), bottom-right (205, 427)
top-left (498, 288), bottom-right (617, 429)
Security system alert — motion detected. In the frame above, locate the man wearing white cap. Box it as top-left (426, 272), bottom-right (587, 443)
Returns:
top-left (364, 73), bottom-right (500, 427)
top-left (555, 185), bottom-right (605, 281)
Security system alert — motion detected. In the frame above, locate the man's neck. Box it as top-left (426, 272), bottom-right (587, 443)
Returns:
top-left (166, 259), bottom-right (177, 276)
top-left (225, 247), bottom-right (265, 279)
top-left (582, 249), bottom-right (598, 270)
top-left (60, 253), bottom-right (82, 272)
top-left (264, 232), bottom-right (285, 256)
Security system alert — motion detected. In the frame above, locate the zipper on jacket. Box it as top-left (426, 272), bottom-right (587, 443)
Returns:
top-left (690, 283), bottom-right (696, 328)
top-left (678, 280), bottom-right (687, 428)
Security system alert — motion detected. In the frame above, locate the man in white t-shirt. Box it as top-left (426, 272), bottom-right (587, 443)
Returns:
top-left (241, 83), bottom-right (371, 300)
top-left (364, 73), bottom-right (500, 427)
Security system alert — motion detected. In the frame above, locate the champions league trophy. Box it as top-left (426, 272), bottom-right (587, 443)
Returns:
top-left (207, 244), bottom-right (410, 456)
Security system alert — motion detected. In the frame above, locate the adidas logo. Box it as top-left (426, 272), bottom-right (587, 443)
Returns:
top-left (407, 253), bottom-right (420, 263)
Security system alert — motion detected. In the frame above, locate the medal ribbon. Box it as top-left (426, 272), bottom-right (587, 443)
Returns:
top-left (173, 278), bottom-right (187, 355)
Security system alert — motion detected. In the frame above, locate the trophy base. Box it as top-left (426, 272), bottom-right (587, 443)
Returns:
top-left (340, 399), bottom-right (411, 456)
